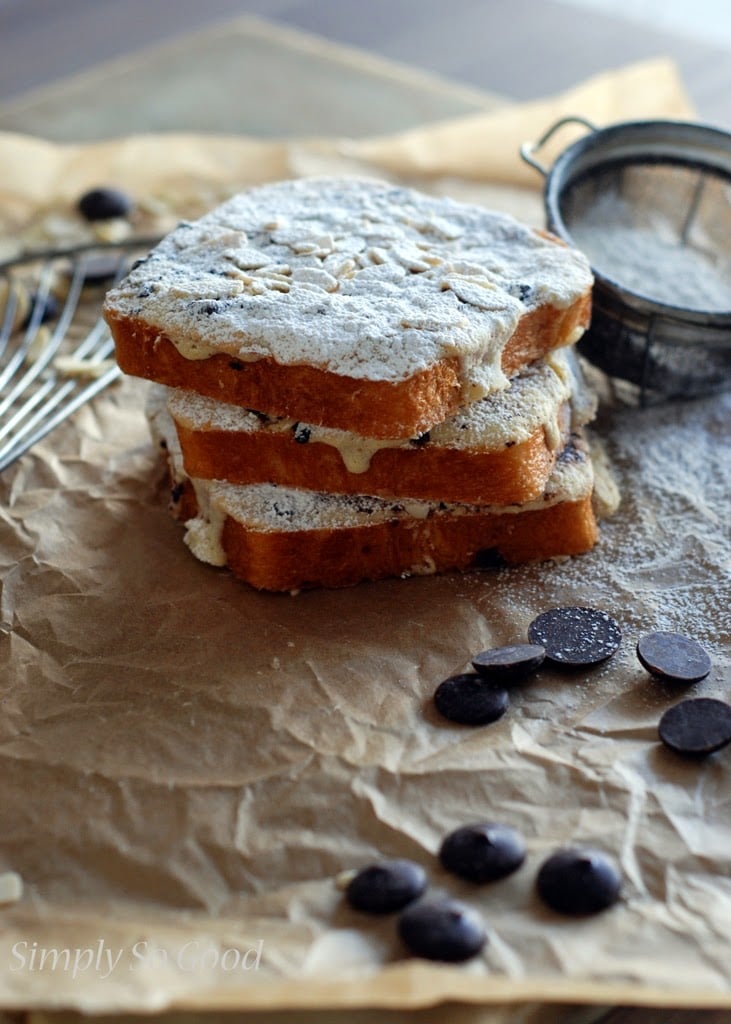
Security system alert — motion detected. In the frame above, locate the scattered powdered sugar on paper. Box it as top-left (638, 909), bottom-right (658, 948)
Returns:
top-left (476, 383), bottom-right (731, 670)
top-left (597, 392), bottom-right (731, 646)
top-left (105, 177), bottom-right (592, 385)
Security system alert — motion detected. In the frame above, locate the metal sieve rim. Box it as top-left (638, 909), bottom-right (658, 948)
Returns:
top-left (522, 117), bottom-right (731, 332)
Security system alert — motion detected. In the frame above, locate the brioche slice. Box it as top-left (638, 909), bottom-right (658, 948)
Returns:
top-left (166, 350), bottom-right (597, 506)
top-left (105, 178), bottom-right (592, 439)
top-left (171, 446), bottom-right (598, 592)
top-left (152, 394), bottom-right (598, 591)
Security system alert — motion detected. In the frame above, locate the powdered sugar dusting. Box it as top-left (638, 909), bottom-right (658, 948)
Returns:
top-left (105, 177), bottom-right (592, 388)
top-left (564, 175), bottom-right (731, 312)
top-left (592, 390), bottom-right (731, 651)
top-left (167, 349), bottom-right (595, 468)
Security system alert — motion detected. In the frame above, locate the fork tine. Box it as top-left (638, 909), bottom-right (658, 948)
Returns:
top-left (0, 262), bottom-right (58, 394)
top-left (0, 321), bottom-right (119, 460)
top-left (0, 277), bottom-right (21, 360)
top-left (0, 376), bottom-right (57, 443)
top-left (0, 238), bottom-right (162, 473)
top-left (0, 259), bottom-right (87, 418)
top-left (0, 363), bottom-right (121, 473)
top-left (0, 379), bottom-right (76, 453)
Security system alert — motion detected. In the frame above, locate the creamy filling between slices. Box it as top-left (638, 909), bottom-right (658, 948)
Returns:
top-left (151, 397), bottom-right (592, 555)
top-left (205, 439), bottom-right (593, 533)
top-left (147, 385), bottom-right (227, 565)
top-left (185, 483), bottom-right (227, 566)
top-left (182, 439), bottom-right (593, 553)
top-left (147, 370), bottom-right (594, 564)
top-left (167, 349), bottom-right (595, 474)
top-left (106, 178), bottom-right (592, 401)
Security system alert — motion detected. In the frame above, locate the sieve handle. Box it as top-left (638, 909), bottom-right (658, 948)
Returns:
top-left (520, 116), bottom-right (598, 176)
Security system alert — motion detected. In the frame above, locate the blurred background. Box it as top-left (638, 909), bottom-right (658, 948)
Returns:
top-left (1, 0), bottom-right (731, 137)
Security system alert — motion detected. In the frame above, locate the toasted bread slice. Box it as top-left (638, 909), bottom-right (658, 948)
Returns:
top-left (169, 447), bottom-right (598, 592)
top-left (152, 395), bottom-right (598, 591)
top-left (165, 350), bottom-right (597, 506)
top-left (105, 178), bottom-right (592, 439)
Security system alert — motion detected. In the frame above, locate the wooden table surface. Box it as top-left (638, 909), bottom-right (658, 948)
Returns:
top-left (1, 2), bottom-right (729, 1022)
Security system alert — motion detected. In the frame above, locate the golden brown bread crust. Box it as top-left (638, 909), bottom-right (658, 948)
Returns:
top-left (168, 476), bottom-right (598, 592)
top-left (173, 404), bottom-right (570, 506)
top-left (106, 292), bottom-right (590, 439)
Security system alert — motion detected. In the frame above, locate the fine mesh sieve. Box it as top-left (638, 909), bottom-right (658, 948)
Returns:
top-left (521, 118), bottom-right (731, 405)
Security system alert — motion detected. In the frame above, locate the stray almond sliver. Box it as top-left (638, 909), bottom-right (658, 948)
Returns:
top-left (53, 356), bottom-right (117, 379)
top-left (0, 871), bottom-right (23, 904)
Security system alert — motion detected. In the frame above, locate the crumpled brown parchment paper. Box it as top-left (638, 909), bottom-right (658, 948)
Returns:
top-left (0, 58), bottom-right (729, 1016)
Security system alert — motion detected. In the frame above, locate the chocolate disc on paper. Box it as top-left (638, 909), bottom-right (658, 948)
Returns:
top-left (345, 859), bottom-right (427, 914)
top-left (439, 822), bottom-right (526, 883)
top-left (398, 897), bottom-right (487, 962)
top-left (433, 673), bottom-right (509, 725)
top-left (658, 698), bottom-right (731, 757)
top-left (536, 847), bottom-right (622, 915)
top-left (78, 186), bottom-right (133, 221)
top-left (637, 631), bottom-right (712, 684)
top-left (471, 643), bottom-right (545, 684)
top-left (528, 607), bottom-right (621, 666)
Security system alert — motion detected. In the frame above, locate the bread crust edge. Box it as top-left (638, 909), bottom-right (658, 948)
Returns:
top-left (106, 291), bottom-right (590, 439)
top-left (169, 475), bottom-right (598, 592)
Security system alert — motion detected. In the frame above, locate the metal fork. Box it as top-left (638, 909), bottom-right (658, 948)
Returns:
top-left (0, 238), bottom-right (160, 473)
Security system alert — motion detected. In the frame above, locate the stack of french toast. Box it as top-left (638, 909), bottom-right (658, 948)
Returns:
top-left (103, 177), bottom-right (600, 591)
